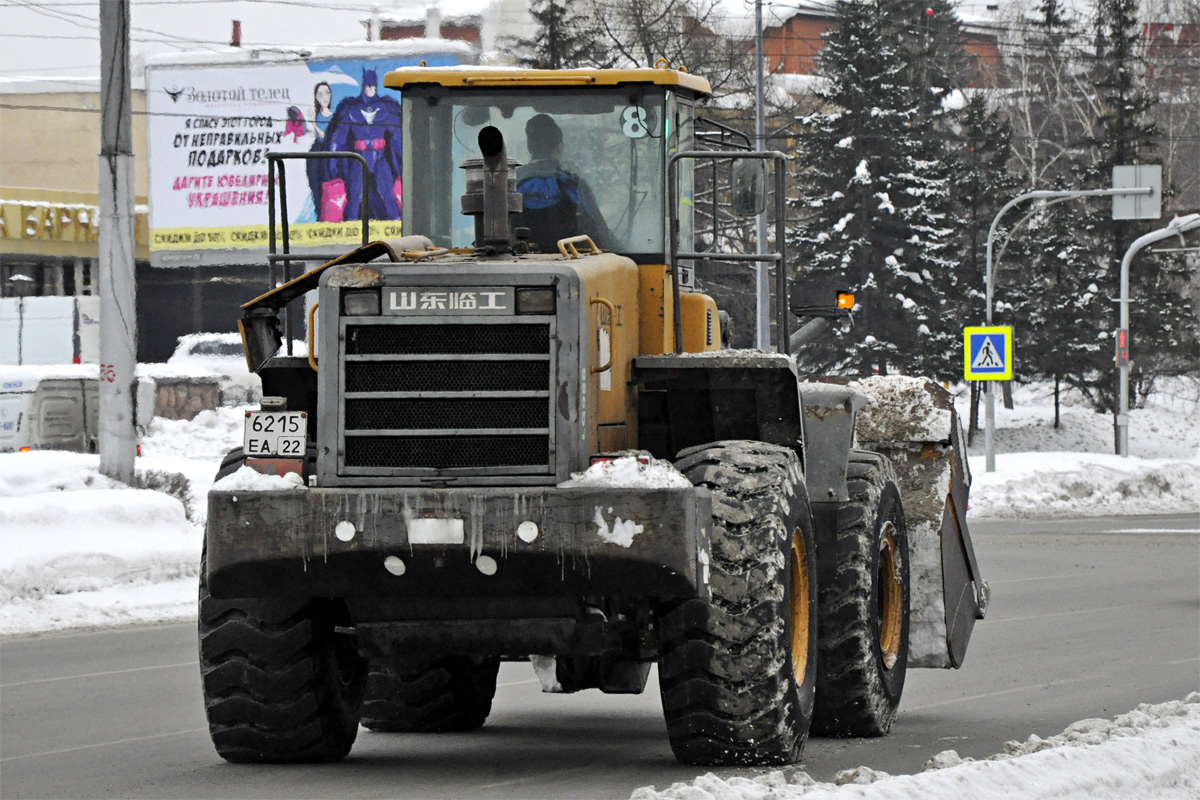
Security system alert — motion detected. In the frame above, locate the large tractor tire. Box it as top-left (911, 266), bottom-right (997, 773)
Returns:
top-left (215, 447), bottom-right (245, 481)
top-left (198, 551), bottom-right (367, 763)
top-left (657, 441), bottom-right (818, 766)
top-left (360, 655), bottom-right (500, 732)
top-left (812, 450), bottom-right (910, 737)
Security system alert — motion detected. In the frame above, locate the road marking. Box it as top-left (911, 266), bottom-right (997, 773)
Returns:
top-left (495, 678), bottom-right (540, 688)
top-left (908, 673), bottom-right (1106, 712)
top-left (1090, 529), bottom-right (1199, 534)
top-left (908, 654), bottom-right (1200, 713)
top-left (0, 661), bottom-right (194, 688)
top-left (987, 599), bottom-right (1170, 625)
top-left (0, 728), bottom-right (207, 763)
top-left (473, 763), bottom-right (595, 790)
top-left (990, 573), bottom-right (1087, 584)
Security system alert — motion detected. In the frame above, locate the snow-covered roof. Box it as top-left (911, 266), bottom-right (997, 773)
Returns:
top-left (0, 365), bottom-right (100, 390)
top-left (0, 77), bottom-right (104, 95)
top-left (144, 38), bottom-right (473, 70)
top-left (716, 0), bottom-right (1003, 36)
top-left (375, 1), bottom-right (491, 27)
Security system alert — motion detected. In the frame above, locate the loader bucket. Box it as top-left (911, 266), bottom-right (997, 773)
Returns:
top-left (809, 376), bottom-right (988, 669)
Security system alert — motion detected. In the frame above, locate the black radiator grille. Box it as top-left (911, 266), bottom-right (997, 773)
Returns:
top-left (345, 435), bottom-right (548, 469)
top-left (345, 398), bottom-right (547, 430)
top-left (346, 324), bottom-right (549, 355)
top-left (345, 361), bottom-right (548, 393)
top-left (340, 322), bottom-right (554, 474)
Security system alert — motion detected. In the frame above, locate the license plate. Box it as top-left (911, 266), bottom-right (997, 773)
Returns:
top-left (244, 411), bottom-right (306, 457)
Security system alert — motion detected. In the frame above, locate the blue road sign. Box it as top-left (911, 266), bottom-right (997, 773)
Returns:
top-left (964, 326), bottom-right (1013, 381)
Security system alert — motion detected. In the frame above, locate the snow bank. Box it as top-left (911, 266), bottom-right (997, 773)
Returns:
top-left (631, 694), bottom-right (1200, 800)
top-left (968, 451), bottom-right (1200, 518)
top-left (2, 378), bottom-right (1196, 638)
top-left (139, 406), bottom-right (245, 462)
top-left (0, 428), bottom-right (231, 634)
top-left (0, 450), bottom-right (126, 496)
top-left (0, 452), bottom-right (202, 635)
top-left (954, 378), bottom-right (1200, 519)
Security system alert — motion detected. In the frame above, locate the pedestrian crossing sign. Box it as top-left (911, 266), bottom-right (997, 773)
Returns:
top-left (964, 326), bottom-right (1013, 381)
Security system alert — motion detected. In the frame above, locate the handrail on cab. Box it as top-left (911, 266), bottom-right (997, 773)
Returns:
top-left (557, 235), bottom-right (602, 259)
top-left (589, 297), bottom-right (616, 374)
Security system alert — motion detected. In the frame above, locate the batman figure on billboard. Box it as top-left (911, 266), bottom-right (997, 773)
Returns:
top-left (322, 68), bottom-right (403, 222)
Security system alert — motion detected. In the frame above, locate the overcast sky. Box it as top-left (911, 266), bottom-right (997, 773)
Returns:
top-left (0, 0), bottom-right (1074, 85)
top-left (0, 0), bottom-right (383, 81)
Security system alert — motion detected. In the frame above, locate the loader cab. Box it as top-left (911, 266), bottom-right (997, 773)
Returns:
top-left (387, 68), bottom-right (708, 262)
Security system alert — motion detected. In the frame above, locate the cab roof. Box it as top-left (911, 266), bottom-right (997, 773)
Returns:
top-left (383, 66), bottom-right (712, 97)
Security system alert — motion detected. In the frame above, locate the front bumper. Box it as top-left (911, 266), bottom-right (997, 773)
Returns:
top-left (206, 485), bottom-right (712, 601)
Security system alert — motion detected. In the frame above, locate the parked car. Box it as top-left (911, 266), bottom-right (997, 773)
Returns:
top-left (166, 333), bottom-right (261, 406)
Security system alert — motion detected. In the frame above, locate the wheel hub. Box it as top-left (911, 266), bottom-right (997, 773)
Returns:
top-left (877, 520), bottom-right (902, 669)
top-left (789, 526), bottom-right (811, 684)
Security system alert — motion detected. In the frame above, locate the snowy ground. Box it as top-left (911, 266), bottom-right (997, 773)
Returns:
top-left (0, 406), bottom-right (244, 636)
top-left (632, 695), bottom-right (1200, 800)
top-left (0, 379), bottom-right (1196, 798)
top-left (962, 378), bottom-right (1200, 518)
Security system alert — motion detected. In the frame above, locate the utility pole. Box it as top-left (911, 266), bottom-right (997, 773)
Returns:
top-left (754, 0), bottom-right (770, 350)
top-left (99, 0), bottom-right (138, 483)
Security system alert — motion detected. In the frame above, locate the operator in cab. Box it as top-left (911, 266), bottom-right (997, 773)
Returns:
top-left (516, 114), bottom-right (615, 254)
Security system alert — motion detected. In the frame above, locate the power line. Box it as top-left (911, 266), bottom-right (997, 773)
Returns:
top-left (0, 0), bottom-right (378, 7)
top-left (5, 0), bottom-right (230, 52)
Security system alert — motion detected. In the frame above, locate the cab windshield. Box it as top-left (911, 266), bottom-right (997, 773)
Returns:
top-left (402, 87), bottom-right (667, 257)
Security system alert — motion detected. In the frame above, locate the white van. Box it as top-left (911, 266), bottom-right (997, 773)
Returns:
top-left (0, 366), bottom-right (100, 453)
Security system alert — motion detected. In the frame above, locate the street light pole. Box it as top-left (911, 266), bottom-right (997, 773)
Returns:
top-left (1116, 213), bottom-right (1200, 456)
top-left (981, 186), bottom-right (1152, 472)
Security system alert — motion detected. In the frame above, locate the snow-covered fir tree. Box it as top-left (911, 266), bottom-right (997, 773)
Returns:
top-left (512, 1), bottom-right (608, 69)
top-left (994, 0), bottom-right (1109, 427)
top-left (953, 93), bottom-right (1021, 326)
top-left (948, 91), bottom-right (1022, 433)
top-left (791, 0), bottom-right (963, 379)
top-left (885, 0), bottom-right (971, 119)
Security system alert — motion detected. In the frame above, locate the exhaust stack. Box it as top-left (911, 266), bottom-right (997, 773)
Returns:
top-left (460, 126), bottom-right (523, 255)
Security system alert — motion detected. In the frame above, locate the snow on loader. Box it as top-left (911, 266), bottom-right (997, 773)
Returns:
top-left (199, 66), bottom-right (987, 765)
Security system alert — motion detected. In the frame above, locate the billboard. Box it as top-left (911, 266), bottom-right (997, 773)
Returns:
top-left (146, 50), bottom-right (461, 267)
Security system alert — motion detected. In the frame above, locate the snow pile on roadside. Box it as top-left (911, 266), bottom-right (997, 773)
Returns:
top-left (0, 451), bottom-right (204, 635)
top-left (968, 451), bottom-right (1200, 518)
top-left (631, 695), bottom-right (1200, 800)
top-left (137, 406), bottom-right (245, 524)
top-left (0, 450), bottom-right (126, 496)
top-left (959, 378), bottom-right (1200, 518)
top-left (139, 406), bottom-right (245, 462)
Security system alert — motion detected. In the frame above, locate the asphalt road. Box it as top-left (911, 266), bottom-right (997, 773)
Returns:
top-left (2, 513), bottom-right (1197, 799)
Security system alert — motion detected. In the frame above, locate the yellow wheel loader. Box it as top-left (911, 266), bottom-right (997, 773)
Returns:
top-left (199, 67), bottom-right (987, 766)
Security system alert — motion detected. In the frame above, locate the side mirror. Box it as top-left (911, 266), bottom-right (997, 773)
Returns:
top-left (731, 158), bottom-right (766, 217)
